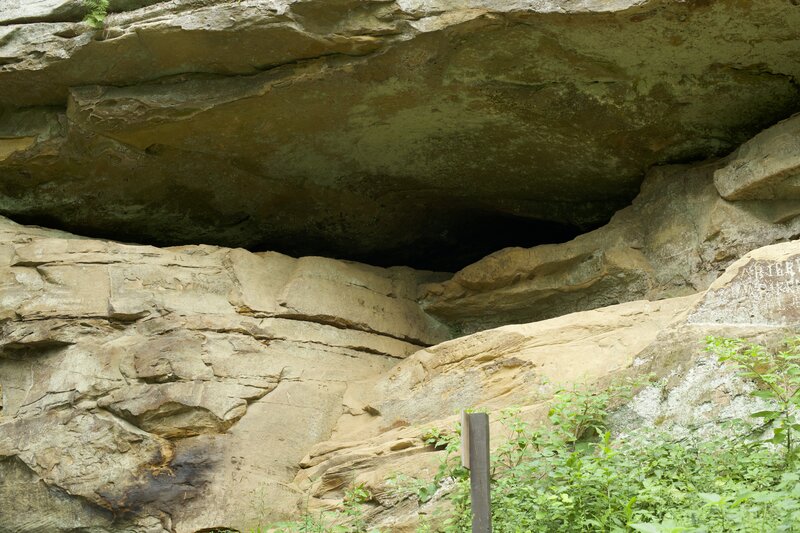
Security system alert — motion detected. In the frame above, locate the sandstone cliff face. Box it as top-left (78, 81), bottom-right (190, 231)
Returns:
top-left (1, 1), bottom-right (800, 532)
top-left (0, 216), bottom-right (448, 532)
top-left (296, 241), bottom-right (800, 533)
top-left (1, 0), bottom-right (800, 266)
top-left (1, 216), bottom-right (797, 532)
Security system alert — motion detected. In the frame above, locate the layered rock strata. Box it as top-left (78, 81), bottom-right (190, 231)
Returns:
top-left (1, 2), bottom-right (800, 530)
top-left (0, 216), bottom-right (448, 532)
top-left (297, 240), bottom-right (800, 532)
top-left (1, 0), bottom-right (800, 266)
top-left (1, 217), bottom-right (798, 532)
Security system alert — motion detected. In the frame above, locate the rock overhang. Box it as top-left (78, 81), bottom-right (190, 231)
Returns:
top-left (1, 0), bottom-right (800, 269)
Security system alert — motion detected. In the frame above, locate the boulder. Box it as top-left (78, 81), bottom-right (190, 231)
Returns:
top-left (714, 113), bottom-right (800, 201)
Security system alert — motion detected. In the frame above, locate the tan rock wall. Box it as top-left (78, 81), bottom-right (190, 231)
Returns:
top-left (0, 216), bottom-right (448, 532)
top-left (297, 240), bottom-right (800, 532)
top-left (0, 208), bottom-right (797, 531)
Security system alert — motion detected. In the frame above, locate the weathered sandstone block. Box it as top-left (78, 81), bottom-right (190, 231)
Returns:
top-left (714, 113), bottom-right (800, 201)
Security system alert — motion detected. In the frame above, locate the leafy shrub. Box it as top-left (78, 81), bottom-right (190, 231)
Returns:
top-left (395, 337), bottom-right (800, 532)
top-left (705, 335), bottom-right (800, 467)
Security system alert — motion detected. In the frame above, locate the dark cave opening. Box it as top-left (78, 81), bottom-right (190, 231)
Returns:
top-left (340, 212), bottom-right (595, 272)
top-left (6, 209), bottom-right (598, 273)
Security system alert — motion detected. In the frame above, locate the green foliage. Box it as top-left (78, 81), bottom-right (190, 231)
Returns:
top-left (547, 382), bottom-right (637, 445)
top-left (266, 513), bottom-right (332, 533)
top-left (265, 483), bottom-right (378, 533)
top-left (83, 0), bottom-right (109, 29)
top-left (255, 336), bottom-right (800, 533)
top-left (386, 472), bottom-right (441, 505)
top-left (387, 424), bottom-right (469, 505)
top-left (342, 483), bottom-right (373, 532)
top-left (705, 335), bottom-right (800, 467)
top-left (387, 345), bottom-right (800, 533)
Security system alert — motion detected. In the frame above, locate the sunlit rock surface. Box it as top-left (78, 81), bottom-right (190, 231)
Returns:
top-left (0, 216), bottom-right (448, 532)
top-left (0, 216), bottom-right (797, 531)
top-left (297, 240), bottom-right (800, 532)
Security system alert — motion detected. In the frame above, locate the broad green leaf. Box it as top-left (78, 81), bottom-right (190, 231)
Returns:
top-left (751, 410), bottom-right (781, 419)
top-left (698, 492), bottom-right (723, 505)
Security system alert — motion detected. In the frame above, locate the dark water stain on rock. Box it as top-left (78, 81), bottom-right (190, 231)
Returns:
top-left (100, 440), bottom-right (220, 519)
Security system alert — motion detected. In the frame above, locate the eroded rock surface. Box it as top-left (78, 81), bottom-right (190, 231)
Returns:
top-left (2, 2), bottom-right (800, 529)
top-left (422, 114), bottom-right (800, 333)
top-left (714, 113), bottom-right (800, 201)
top-left (2, 0), bottom-right (800, 267)
top-left (0, 215), bottom-right (797, 532)
top-left (0, 216), bottom-right (448, 532)
top-left (296, 240), bottom-right (800, 532)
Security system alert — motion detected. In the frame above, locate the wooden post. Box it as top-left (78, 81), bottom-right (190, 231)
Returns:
top-left (462, 411), bottom-right (491, 533)
top-left (461, 410), bottom-right (471, 469)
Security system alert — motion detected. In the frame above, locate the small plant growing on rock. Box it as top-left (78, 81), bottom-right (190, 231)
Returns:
top-left (342, 483), bottom-right (373, 532)
top-left (265, 483), bottom-right (377, 533)
top-left (547, 382), bottom-right (636, 445)
top-left (83, 0), bottom-right (109, 28)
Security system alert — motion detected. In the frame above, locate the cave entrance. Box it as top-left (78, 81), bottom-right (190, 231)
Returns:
top-left (345, 211), bottom-right (593, 272)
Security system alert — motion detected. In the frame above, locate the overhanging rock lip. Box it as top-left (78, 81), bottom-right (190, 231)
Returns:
top-left (714, 112), bottom-right (800, 200)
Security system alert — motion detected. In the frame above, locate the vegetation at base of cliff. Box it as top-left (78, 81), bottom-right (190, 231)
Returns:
top-left (256, 484), bottom-right (375, 533)
top-left (265, 336), bottom-right (800, 533)
top-left (83, 0), bottom-right (109, 28)
top-left (706, 335), bottom-right (800, 467)
top-left (436, 420), bottom-right (799, 532)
